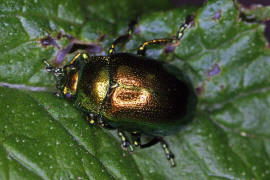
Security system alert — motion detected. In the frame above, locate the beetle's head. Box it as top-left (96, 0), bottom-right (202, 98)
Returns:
top-left (45, 53), bottom-right (88, 99)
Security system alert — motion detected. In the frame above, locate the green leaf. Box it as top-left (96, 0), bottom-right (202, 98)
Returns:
top-left (238, 4), bottom-right (270, 21)
top-left (1, 0), bottom-right (270, 179)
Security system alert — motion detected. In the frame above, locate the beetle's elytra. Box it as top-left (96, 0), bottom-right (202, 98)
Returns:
top-left (46, 16), bottom-right (197, 167)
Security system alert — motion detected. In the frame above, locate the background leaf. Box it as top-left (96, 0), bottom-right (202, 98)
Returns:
top-left (0, 0), bottom-right (270, 179)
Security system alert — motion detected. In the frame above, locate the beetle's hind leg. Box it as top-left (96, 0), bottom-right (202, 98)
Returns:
top-left (117, 130), bottom-right (134, 152)
top-left (159, 138), bottom-right (176, 167)
top-left (137, 15), bottom-right (194, 56)
top-left (108, 19), bottom-right (137, 55)
top-left (131, 134), bottom-right (176, 167)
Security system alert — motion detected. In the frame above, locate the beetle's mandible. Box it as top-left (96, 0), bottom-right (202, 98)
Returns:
top-left (45, 16), bottom-right (197, 167)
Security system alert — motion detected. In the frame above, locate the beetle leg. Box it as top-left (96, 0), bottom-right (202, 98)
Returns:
top-left (87, 113), bottom-right (116, 130)
top-left (160, 138), bottom-right (176, 167)
top-left (131, 132), bottom-right (141, 147)
top-left (98, 117), bottom-right (115, 130)
top-left (108, 19), bottom-right (137, 55)
top-left (137, 38), bottom-right (174, 56)
top-left (117, 130), bottom-right (134, 152)
top-left (139, 137), bottom-right (160, 148)
top-left (137, 15), bottom-right (194, 56)
top-left (86, 113), bottom-right (98, 125)
top-left (138, 137), bottom-right (176, 167)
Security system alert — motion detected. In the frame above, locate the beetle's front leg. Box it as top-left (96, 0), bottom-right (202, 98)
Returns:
top-left (117, 130), bottom-right (134, 152)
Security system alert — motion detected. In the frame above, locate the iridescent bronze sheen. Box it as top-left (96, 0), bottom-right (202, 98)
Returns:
top-left (102, 53), bottom-right (197, 136)
top-left (69, 56), bottom-right (110, 114)
top-left (61, 53), bottom-right (197, 136)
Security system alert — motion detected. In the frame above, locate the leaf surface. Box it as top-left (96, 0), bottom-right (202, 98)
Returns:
top-left (0, 0), bottom-right (270, 179)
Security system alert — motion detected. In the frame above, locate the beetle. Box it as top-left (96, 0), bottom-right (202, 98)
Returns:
top-left (45, 16), bottom-right (197, 167)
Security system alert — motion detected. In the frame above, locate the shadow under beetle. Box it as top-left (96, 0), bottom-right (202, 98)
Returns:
top-left (45, 16), bottom-right (197, 167)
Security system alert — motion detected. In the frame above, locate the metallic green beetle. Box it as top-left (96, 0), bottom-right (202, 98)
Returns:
top-left (46, 16), bottom-right (197, 167)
